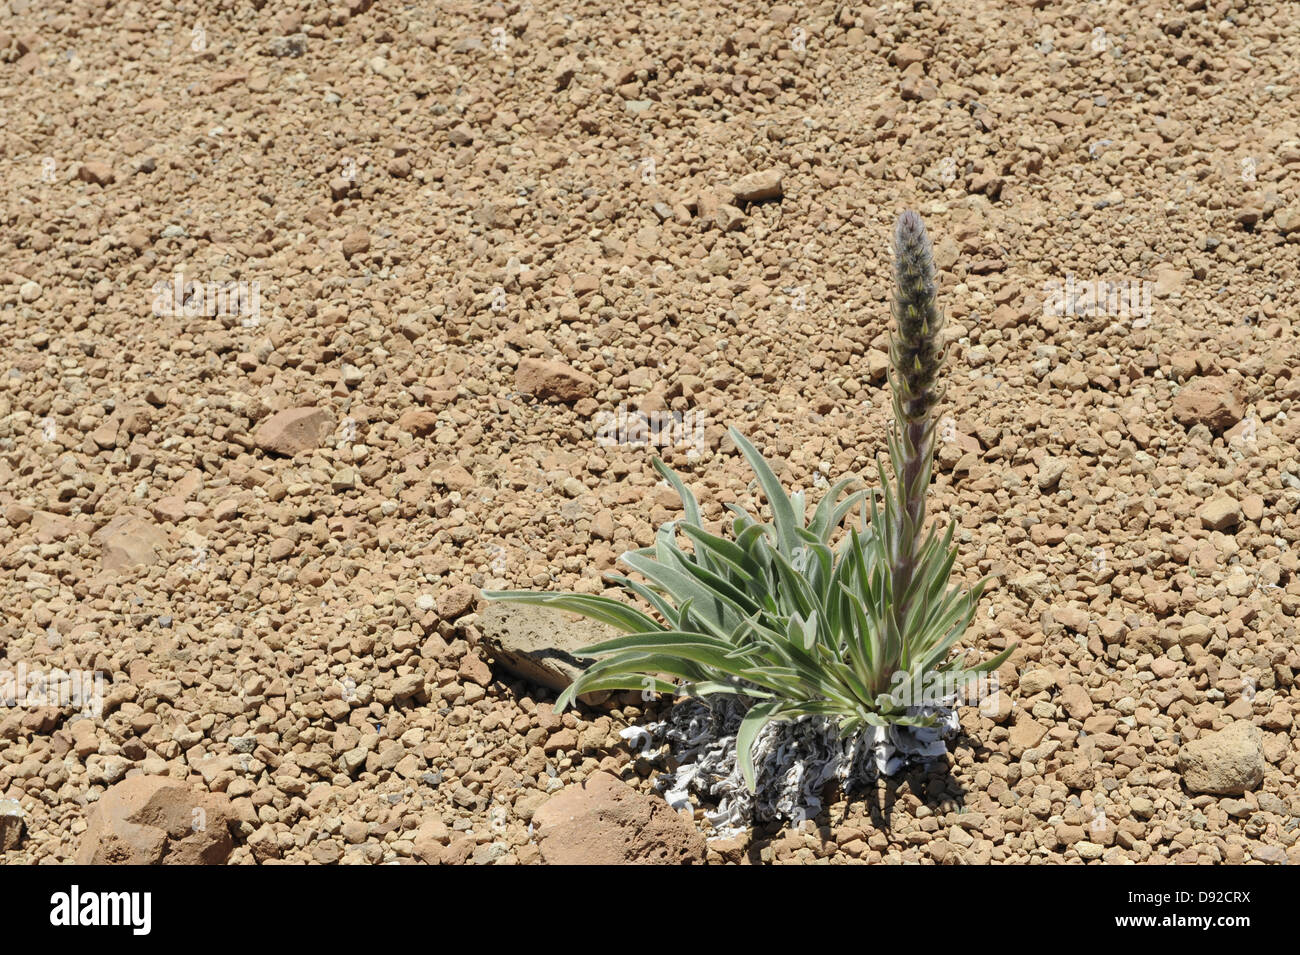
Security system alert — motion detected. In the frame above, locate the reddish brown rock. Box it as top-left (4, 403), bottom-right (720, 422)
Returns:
top-left (77, 161), bottom-right (115, 185)
top-left (1198, 495), bottom-right (1242, 531)
top-left (1172, 376), bottom-right (1244, 432)
top-left (437, 583), bottom-right (479, 620)
top-left (1058, 684), bottom-right (1093, 720)
top-left (75, 775), bottom-right (235, 865)
top-left (341, 229), bottom-right (371, 257)
top-left (149, 496), bottom-right (188, 523)
top-left (254, 406), bottom-right (334, 456)
top-left (1009, 712), bottom-right (1049, 752)
top-left (514, 358), bottom-right (597, 403)
top-left (412, 818), bottom-right (450, 863)
top-left (432, 463), bottom-right (474, 491)
top-left (532, 772), bottom-right (706, 865)
top-left (397, 408), bottom-right (439, 436)
top-left (94, 514), bottom-right (170, 573)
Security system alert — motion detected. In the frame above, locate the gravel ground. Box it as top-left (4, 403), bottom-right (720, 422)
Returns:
top-left (1, 0), bottom-right (1298, 864)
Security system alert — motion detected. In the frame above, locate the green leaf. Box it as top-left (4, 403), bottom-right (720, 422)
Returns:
top-left (606, 574), bottom-right (682, 629)
top-left (575, 629), bottom-right (736, 657)
top-left (678, 523), bottom-right (758, 585)
top-left (808, 477), bottom-right (863, 542)
top-left (652, 457), bottom-right (703, 527)
top-left (728, 428), bottom-right (801, 556)
top-left (482, 590), bottom-right (663, 634)
top-left (556, 674), bottom-right (677, 711)
top-left (621, 550), bottom-right (750, 635)
top-left (965, 643), bottom-right (1016, 674)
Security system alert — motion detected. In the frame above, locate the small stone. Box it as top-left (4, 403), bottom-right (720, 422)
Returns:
top-left (1036, 456), bottom-right (1068, 490)
top-left (590, 511), bottom-right (614, 541)
top-left (514, 357), bottom-right (597, 404)
top-left (1273, 205), bottom-right (1300, 234)
top-left (1058, 762), bottom-right (1095, 791)
top-left (397, 409), bottom-right (441, 436)
top-left (1076, 841), bottom-right (1105, 860)
top-left (1009, 713), bottom-right (1049, 751)
top-left (1054, 606), bottom-right (1090, 633)
top-left (893, 43), bottom-right (926, 69)
top-left (1172, 376), bottom-right (1244, 432)
top-left (475, 201), bottom-right (514, 230)
top-left (458, 653), bottom-right (492, 688)
top-left (77, 161), bottom-right (115, 185)
top-left (728, 169), bottom-right (783, 202)
top-left (980, 690), bottom-right (1014, 723)
top-left (94, 514), bottom-right (170, 573)
top-left (391, 671), bottom-right (426, 699)
top-left (1177, 720), bottom-right (1265, 795)
top-left (254, 407), bottom-right (334, 456)
top-left (867, 349), bottom-right (890, 382)
top-left (553, 55), bottom-right (580, 91)
top-left (341, 229), bottom-right (371, 257)
top-left (1154, 266), bottom-right (1192, 296)
top-left (1019, 669), bottom-right (1055, 696)
top-left (1059, 684), bottom-right (1092, 720)
top-left (437, 584), bottom-right (478, 620)
top-left (1198, 495), bottom-right (1241, 531)
top-left (5, 505), bottom-right (33, 525)
top-left (713, 203), bottom-right (746, 232)
top-left (1010, 571), bottom-right (1051, 601)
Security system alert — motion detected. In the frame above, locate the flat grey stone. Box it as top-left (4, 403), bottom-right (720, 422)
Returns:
top-left (478, 602), bottom-right (617, 704)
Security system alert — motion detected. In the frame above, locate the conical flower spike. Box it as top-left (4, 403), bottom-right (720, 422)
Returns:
top-left (886, 211), bottom-right (948, 637)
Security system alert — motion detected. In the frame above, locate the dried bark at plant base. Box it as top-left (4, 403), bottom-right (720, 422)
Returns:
top-left (634, 697), bottom-right (960, 834)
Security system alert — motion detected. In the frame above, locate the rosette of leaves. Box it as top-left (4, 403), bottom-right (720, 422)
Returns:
top-left (484, 212), bottom-right (1012, 791)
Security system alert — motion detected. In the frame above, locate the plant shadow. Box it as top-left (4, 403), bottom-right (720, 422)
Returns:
top-left (738, 726), bottom-right (992, 862)
top-left (843, 727), bottom-right (985, 829)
